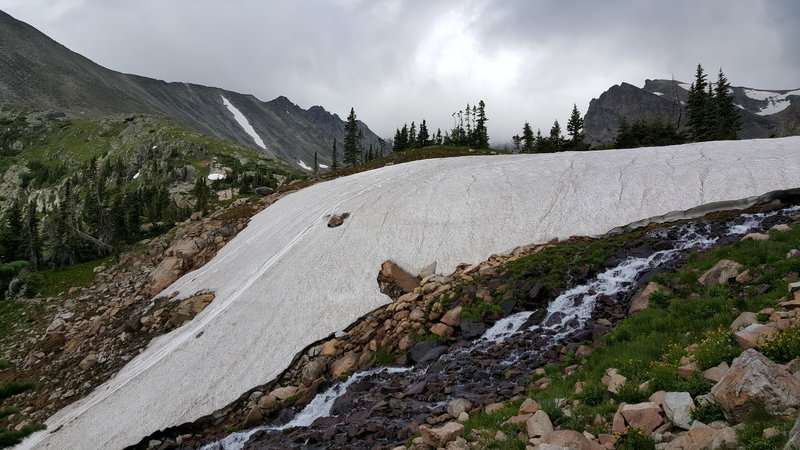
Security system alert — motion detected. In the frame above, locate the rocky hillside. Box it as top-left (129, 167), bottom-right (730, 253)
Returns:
top-left (584, 79), bottom-right (800, 147)
top-left (0, 11), bottom-right (382, 169)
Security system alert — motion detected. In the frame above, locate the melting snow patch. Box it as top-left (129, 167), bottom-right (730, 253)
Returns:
top-left (319, 164), bottom-right (329, 169)
top-left (297, 160), bottom-right (312, 171)
top-left (652, 91), bottom-right (664, 96)
top-left (744, 89), bottom-right (800, 116)
top-left (220, 95), bottom-right (267, 149)
top-left (208, 173), bottom-right (226, 181)
top-left (132, 171), bottom-right (140, 180)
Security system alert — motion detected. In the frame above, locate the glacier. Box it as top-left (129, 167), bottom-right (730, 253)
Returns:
top-left (19, 137), bottom-right (800, 449)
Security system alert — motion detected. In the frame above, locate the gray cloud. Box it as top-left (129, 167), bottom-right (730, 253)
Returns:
top-left (1, 0), bottom-right (798, 144)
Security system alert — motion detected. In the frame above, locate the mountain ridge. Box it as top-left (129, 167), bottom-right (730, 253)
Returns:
top-left (0, 10), bottom-right (380, 169)
top-left (584, 78), bottom-right (800, 147)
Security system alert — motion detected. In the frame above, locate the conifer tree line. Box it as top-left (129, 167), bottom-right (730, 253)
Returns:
top-left (392, 100), bottom-right (489, 152)
top-left (0, 145), bottom-right (287, 275)
top-left (334, 107), bottom-right (386, 169)
top-left (511, 104), bottom-right (589, 153)
top-left (614, 64), bottom-right (740, 149)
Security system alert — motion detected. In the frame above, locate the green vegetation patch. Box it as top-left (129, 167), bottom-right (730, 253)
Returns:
top-left (23, 255), bottom-right (114, 297)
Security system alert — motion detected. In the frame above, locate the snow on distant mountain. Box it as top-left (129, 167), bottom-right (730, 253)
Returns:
top-left (742, 88), bottom-right (800, 116)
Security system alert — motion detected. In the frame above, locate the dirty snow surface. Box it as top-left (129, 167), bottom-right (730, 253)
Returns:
top-left (21, 138), bottom-right (800, 449)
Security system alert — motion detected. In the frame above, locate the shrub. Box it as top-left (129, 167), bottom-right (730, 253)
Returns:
top-left (758, 327), bottom-right (800, 363)
top-left (616, 381), bottom-right (650, 403)
top-left (690, 402), bottom-right (725, 423)
top-left (577, 382), bottom-right (606, 406)
top-left (648, 289), bottom-right (670, 309)
top-left (694, 327), bottom-right (741, 370)
top-left (615, 427), bottom-right (655, 450)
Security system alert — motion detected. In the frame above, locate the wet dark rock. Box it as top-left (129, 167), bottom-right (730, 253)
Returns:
top-left (460, 319), bottom-right (487, 339)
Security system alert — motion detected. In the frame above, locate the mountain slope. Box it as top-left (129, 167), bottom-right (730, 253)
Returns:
top-left (0, 10), bottom-right (380, 169)
top-left (19, 137), bottom-right (800, 449)
top-left (584, 79), bottom-right (800, 147)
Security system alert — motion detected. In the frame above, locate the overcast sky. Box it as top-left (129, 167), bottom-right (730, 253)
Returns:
top-left (2, 0), bottom-right (799, 144)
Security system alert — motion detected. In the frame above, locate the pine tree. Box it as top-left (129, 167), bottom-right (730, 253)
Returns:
top-left (687, 64), bottom-right (712, 141)
top-left (23, 200), bottom-right (41, 270)
top-left (713, 69), bottom-right (740, 140)
top-left (417, 120), bottom-right (430, 148)
top-left (511, 135), bottom-right (522, 152)
top-left (408, 122), bottom-right (416, 150)
top-left (474, 100), bottom-right (489, 148)
top-left (0, 200), bottom-right (24, 262)
top-left (566, 104), bottom-right (588, 150)
top-left (331, 138), bottom-right (338, 170)
top-left (548, 120), bottom-right (564, 152)
top-left (521, 122), bottom-right (535, 153)
top-left (343, 107), bottom-right (360, 167)
top-left (313, 151), bottom-right (319, 175)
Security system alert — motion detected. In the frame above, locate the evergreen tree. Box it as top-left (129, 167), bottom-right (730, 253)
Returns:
top-left (686, 64), bottom-right (712, 141)
top-left (393, 125), bottom-right (408, 152)
top-left (0, 200), bottom-right (24, 262)
top-left (408, 122), bottom-right (416, 150)
top-left (713, 69), bottom-right (740, 140)
top-left (313, 151), bottom-right (319, 175)
top-left (193, 176), bottom-right (210, 213)
top-left (521, 122), bottom-right (535, 153)
top-left (331, 138), bottom-right (338, 170)
top-left (511, 135), bottom-right (522, 152)
top-left (534, 129), bottom-right (545, 153)
top-left (417, 120), bottom-right (430, 148)
top-left (548, 120), bottom-right (564, 152)
top-left (474, 100), bottom-right (489, 148)
top-left (343, 107), bottom-right (360, 167)
top-left (23, 200), bottom-right (41, 270)
top-left (566, 104), bottom-right (588, 150)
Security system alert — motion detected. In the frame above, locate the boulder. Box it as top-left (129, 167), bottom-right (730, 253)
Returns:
top-left (519, 398), bottom-right (540, 415)
top-left (148, 256), bottom-right (184, 295)
top-left (419, 422), bottom-right (464, 447)
top-left (734, 323), bottom-right (776, 349)
top-left (698, 259), bottom-right (743, 287)
top-left (378, 260), bottom-right (420, 293)
top-left (730, 311), bottom-right (758, 331)
top-left (168, 293), bottom-right (214, 327)
top-left (711, 349), bottom-right (800, 422)
top-left (629, 282), bottom-right (661, 315)
top-left (702, 362), bottom-right (730, 384)
top-left (663, 392), bottom-right (694, 430)
top-left (742, 232), bottom-right (769, 241)
top-left (526, 410), bottom-right (554, 438)
top-left (430, 323), bottom-right (454, 339)
top-left (665, 420), bottom-right (737, 449)
top-left (618, 402), bottom-right (664, 435)
top-left (418, 261), bottom-right (437, 279)
top-left (676, 363), bottom-right (699, 379)
top-left (300, 359), bottom-right (327, 385)
top-left (409, 341), bottom-right (448, 365)
top-left (331, 352), bottom-right (359, 377)
top-left (327, 213), bottom-right (350, 228)
top-left (242, 405), bottom-right (263, 428)
top-left (601, 368), bottom-right (626, 394)
top-left (253, 186), bottom-right (274, 196)
top-left (447, 398), bottom-right (472, 419)
top-left (539, 430), bottom-right (592, 450)
top-left (320, 339), bottom-right (340, 357)
top-left (440, 306), bottom-right (462, 327)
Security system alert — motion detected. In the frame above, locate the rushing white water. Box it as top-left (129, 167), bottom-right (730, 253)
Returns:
top-left (203, 367), bottom-right (412, 450)
top-left (480, 311), bottom-right (535, 343)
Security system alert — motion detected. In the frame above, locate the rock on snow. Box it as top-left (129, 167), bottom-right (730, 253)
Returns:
top-left (21, 137), bottom-right (800, 449)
